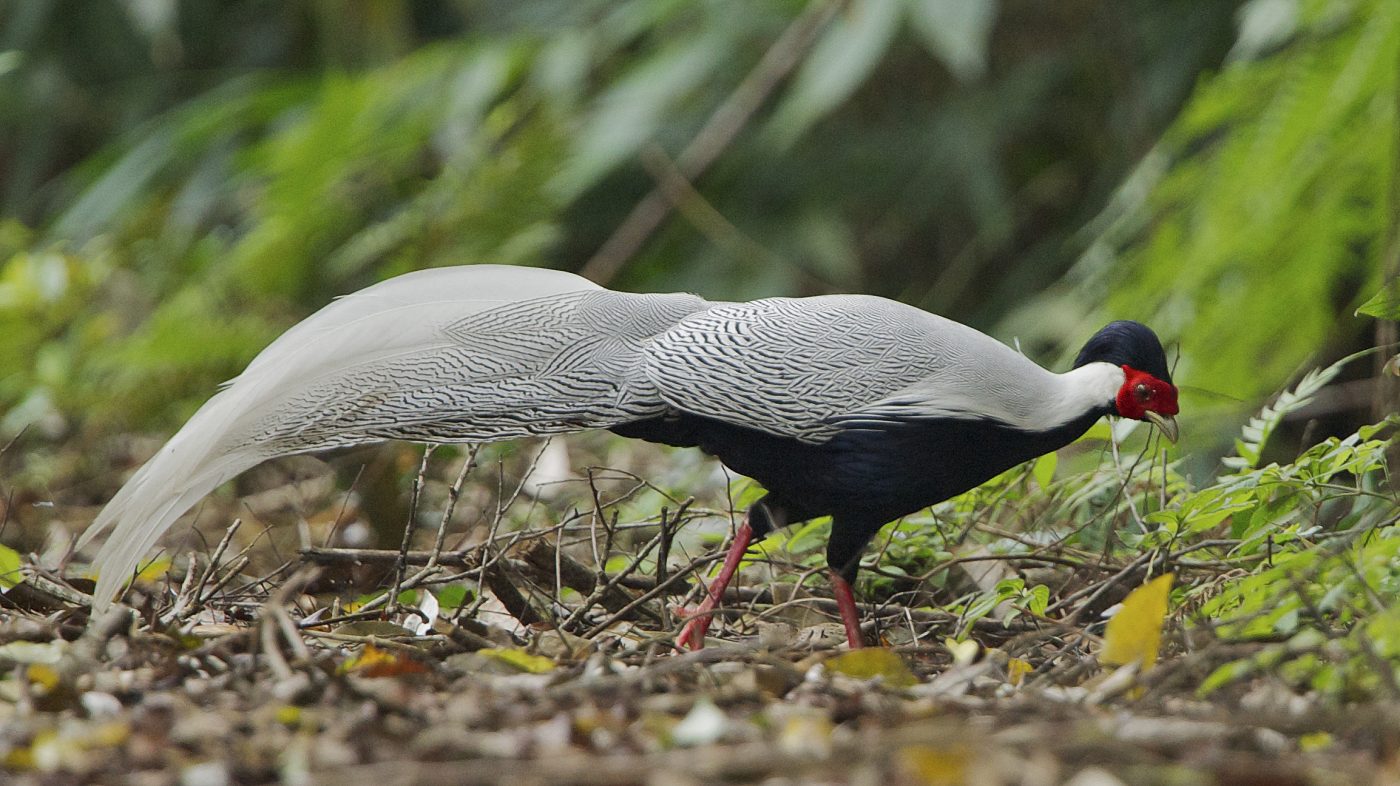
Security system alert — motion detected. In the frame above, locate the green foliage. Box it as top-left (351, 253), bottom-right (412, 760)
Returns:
top-left (0, 229), bottom-right (114, 435)
top-left (1356, 282), bottom-right (1400, 321)
top-left (1185, 415), bottom-right (1400, 698)
top-left (764, 0), bottom-right (902, 148)
top-left (1008, 0), bottom-right (1398, 447)
top-left (434, 584), bottom-right (472, 611)
top-left (0, 542), bottom-right (23, 591)
top-left (949, 577), bottom-right (1049, 634)
top-left (1222, 352), bottom-right (1351, 471)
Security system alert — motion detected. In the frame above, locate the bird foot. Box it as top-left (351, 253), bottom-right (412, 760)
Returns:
top-left (675, 614), bottom-right (712, 651)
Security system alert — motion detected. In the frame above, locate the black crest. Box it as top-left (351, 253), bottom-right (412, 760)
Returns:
top-left (1073, 321), bottom-right (1172, 383)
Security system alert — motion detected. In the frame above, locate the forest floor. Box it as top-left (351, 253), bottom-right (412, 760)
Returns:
top-left (3, 581), bottom-right (1396, 786)
top-left (5, 553), bottom-right (1397, 785)
top-left (1, 442), bottom-right (1397, 786)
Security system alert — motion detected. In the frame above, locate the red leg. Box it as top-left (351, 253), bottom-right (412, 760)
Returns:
top-left (829, 571), bottom-right (865, 648)
top-left (676, 520), bottom-right (754, 650)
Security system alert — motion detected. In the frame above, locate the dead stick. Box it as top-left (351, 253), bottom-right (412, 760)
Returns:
top-left (580, 0), bottom-right (840, 283)
top-left (389, 445), bottom-right (436, 611)
top-left (301, 546), bottom-right (668, 591)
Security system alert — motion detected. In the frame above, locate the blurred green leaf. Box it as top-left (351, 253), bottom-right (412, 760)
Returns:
top-left (1356, 283), bottom-right (1400, 320)
top-left (0, 543), bottom-right (24, 591)
top-left (1031, 452), bottom-right (1057, 490)
top-left (552, 33), bottom-right (725, 199)
top-left (764, 0), bottom-right (901, 147)
top-left (435, 585), bottom-right (470, 610)
top-left (478, 647), bottom-right (557, 673)
top-left (828, 648), bottom-right (918, 687)
top-left (906, 0), bottom-right (998, 81)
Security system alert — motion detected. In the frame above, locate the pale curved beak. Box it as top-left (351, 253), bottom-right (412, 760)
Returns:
top-left (1144, 412), bottom-right (1179, 444)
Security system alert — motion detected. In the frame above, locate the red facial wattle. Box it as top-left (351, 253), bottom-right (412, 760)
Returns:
top-left (1116, 365), bottom-right (1179, 421)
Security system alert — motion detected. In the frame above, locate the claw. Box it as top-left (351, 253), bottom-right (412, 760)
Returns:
top-left (676, 615), bottom-right (711, 650)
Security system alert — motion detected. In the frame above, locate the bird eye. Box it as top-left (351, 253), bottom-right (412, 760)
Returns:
top-left (1134, 383), bottom-right (1152, 402)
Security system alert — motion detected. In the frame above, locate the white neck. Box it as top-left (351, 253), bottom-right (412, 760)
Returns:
top-left (840, 359), bottom-right (1125, 433)
top-left (1036, 362), bottom-right (1124, 430)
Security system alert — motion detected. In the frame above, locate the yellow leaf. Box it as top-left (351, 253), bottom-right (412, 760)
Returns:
top-left (898, 744), bottom-right (968, 786)
top-left (3, 746), bottom-right (33, 771)
top-left (136, 556), bottom-right (172, 583)
top-left (1299, 731), bottom-right (1333, 752)
top-left (23, 664), bottom-right (80, 712)
top-left (477, 647), bottom-right (557, 674)
top-left (1006, 657), bottom-right (1033, 686)
top-left (0, 543), bottom-right (23, 591)
top-left (1100, 573), bottom-right (1174, 669)
top-left (827, 649), bottom-right (918, 688)
top-left (943, 637), bottom-right (980, 667)
top-left (341, 644), bottom-right (429, 677)
top-left (26, 664), bottom-right (61, 692)
top-left (91, 721), bottom-right (130, 749)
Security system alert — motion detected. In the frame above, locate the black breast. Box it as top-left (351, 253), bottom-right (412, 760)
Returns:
top-left (611, 408), bottom-right (1106, 527)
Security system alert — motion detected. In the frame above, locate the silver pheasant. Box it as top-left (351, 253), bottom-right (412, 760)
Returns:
top-left (81, 264), bottom-right (1179, 648)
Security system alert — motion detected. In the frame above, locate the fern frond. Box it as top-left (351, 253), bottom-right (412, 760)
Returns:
top-left (1222, 350), bottom-right (1373, 471)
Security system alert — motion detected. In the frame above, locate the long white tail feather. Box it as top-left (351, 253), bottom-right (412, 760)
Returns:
top-left (83, 265), bottom-right (613, 611)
